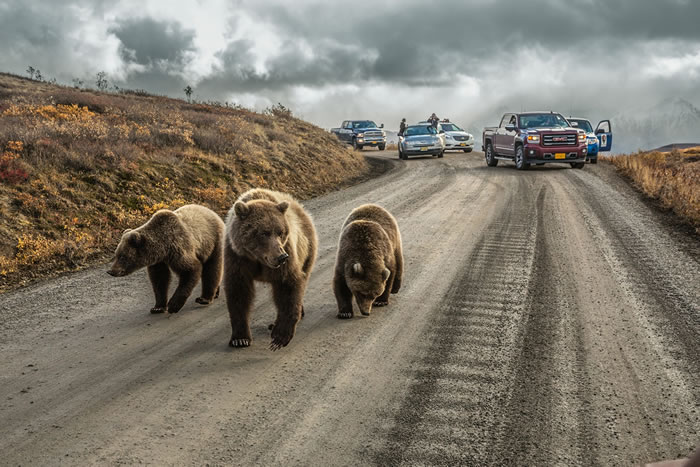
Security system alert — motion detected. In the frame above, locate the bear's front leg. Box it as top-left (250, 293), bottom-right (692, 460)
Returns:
top-left (333, 272), bottom-right (354, 319)
top-left (270, 281), bottom-right (303, 350)
top-left (224, 263), bottom-right (255, 348)
top-left (167, 264), bottom-right (202, 313)
top-left (147, 262), bottom-right (171, 314)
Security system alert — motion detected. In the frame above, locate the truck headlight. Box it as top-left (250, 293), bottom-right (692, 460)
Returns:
top-left (381, 131), bottom-right (386, 137)
top-left (578, 133), bottom-right (586, 142)
top-left (357, 133), bottom-right (364, 138)
top-left (527, 135), bottom-right (539, 143)
top-left (587, 137), bottom-right (598, 144)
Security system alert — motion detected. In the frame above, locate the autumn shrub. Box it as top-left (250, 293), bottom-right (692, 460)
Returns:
top-left (602, 148), bottom-right (700, 232)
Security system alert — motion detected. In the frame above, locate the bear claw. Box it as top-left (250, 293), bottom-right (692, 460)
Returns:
top-left (195, 297), bottom-right (212, 305)
top-left (337, 312), bottom-right (353, 319)
top-left (229, 338), bottom-right (250, 348)
top-left (150, 306), bottom-right (167, 314)
top-left (373, 300), bottom-right (388, 307)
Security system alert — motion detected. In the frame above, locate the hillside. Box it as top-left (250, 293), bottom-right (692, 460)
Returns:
top-left (0, 73), bottom-right (369, 291)
top-left (602, 146), bottom-right (700, 233)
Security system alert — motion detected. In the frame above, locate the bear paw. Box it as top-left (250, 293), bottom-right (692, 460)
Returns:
top-left (195, 297), bottom-right (212, 305)
top-left (337, 312), bottom-right (353, 319)
top-left (373, 300), bottom-right (388, 307)
top-left (229, 338), bottom-right (251, 348)
top-left (150, 306), bottom-right (167, 314)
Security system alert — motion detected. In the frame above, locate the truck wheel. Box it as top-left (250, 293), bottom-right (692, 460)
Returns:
top-left (570, 162), bottom-right (585, 169)
top-left (437, 150), bottom-right (444, 158)
top-left (590, 158), bottom-right (598, 164)
top-left (352, 138), bottom-right (362, 151)
top-left (515, 145), bottom-right (528, 170)
top-left (485, 142), bottom-right (498, 167)
top-left (378, 144), bottom-right (385, 151)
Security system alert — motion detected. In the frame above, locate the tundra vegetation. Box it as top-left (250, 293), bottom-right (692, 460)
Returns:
top-left (602, 147), bottom-right (700, 233)
top-left (0, 72), bottom-right (368, 291)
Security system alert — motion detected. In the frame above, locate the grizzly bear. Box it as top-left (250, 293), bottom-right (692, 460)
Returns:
top-left (108, 204), bottom-right (225, 314)
top-left (224, 188), bottom-right (318, 350)
top-left (333, 204), bottom-right (403, 319)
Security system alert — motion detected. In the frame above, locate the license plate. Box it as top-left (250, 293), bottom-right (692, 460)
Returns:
top-left (555, 153), bottom-right (566, 159)
top-left (370, 142), bottom-right (377, 144)
top-left (421, 147), bottom-right (428, 151)
top-left (460, 143), bottom-right (466, 146)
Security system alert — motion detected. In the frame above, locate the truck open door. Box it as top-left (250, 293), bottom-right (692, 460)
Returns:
top-left (595, 120), bottom-right (613, 152)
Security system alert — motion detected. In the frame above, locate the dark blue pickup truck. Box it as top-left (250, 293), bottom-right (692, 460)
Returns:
top-left (331, 120), bottom-right (387, 151)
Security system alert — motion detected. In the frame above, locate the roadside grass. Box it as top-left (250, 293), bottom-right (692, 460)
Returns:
top-left (601, 147), bottom-right (700, 233)
top-left (0, 72), bottom-right (368, 291)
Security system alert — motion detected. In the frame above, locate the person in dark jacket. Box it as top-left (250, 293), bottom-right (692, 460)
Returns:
top-left (428, 113), bottom-right (439, 129)
top-left (398, 118), bottom-right (407, 136)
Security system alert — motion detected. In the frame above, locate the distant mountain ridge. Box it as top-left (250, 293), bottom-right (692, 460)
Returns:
top-left (612, 98), bottom-right (700, 153)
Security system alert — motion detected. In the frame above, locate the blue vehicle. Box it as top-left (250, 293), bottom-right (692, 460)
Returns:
top-left (567, 117), bottom-right (613, 163)
top-left (330, 120), bottom-right (387, 151)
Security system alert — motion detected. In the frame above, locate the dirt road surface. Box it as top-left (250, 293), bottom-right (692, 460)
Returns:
top-left (1, 151), bottom-right (698, 466)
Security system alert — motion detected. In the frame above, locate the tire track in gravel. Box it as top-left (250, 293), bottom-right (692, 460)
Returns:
top-left (374, 175), bottom-right (540, 466)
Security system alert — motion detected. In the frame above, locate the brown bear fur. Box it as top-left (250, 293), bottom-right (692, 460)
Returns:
top-left (333, 204), bottom-right (403, 319)
top-left (108, 204), bottom-right (225, 314)
top-left (224, 188), bottom-right (318, 350)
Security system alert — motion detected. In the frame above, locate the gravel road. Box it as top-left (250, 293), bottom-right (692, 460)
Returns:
top-left (1, 151), bottom-right (698, 466)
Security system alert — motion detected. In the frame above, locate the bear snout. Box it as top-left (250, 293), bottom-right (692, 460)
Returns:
top-left (276, 252), bottom-right (289, 265)
top-left (107, 269), bottom-right (121, 277)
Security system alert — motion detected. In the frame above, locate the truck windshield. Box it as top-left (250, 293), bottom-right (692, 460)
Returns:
top-left (440, 123), bottom-right (463, 132)
top-left (568, 119), bottom-right (593, 132)
top-left (405, 126), bottom-right (437, 136)
top-left (352, 121), bottom-right (377, 129)
top-left (519, 113), bottom-right (570, 129)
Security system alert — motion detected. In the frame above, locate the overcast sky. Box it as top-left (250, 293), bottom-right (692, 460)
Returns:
top-left (2, 0), bottom-right (700, 138)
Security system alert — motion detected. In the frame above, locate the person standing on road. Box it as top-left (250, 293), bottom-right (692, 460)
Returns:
top-left (398, 118), bottom-right (407, 137)
top-left (428, 113), bottom-right (439, 129)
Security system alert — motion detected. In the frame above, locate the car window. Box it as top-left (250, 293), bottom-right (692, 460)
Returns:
top-left (405, 126), bottom-right (437, 136)
top-left (519, 113), bottom-right (570, 129)
top-left (440, 123), bottom-right (463, 131)
top-left (569, 119), bottom-right (593, 132)
top-left (352, 120), bottom-right (377, 129)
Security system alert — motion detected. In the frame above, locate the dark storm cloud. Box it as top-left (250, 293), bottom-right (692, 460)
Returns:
top-left (110, 18), bottom-right (196, 67)
top-left (237, 0), bottom-right (700, 87)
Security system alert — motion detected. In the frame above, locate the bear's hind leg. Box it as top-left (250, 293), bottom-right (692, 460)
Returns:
top-left (167, 263), bottom-right (202, 313)
top-left (196, 245), bottom-right (223, 305)
top-left (148, 262), bottom-right (171, 314)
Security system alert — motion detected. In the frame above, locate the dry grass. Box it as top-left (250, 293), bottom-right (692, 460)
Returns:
top-left (0, 72), bottom-right (369, 291)
top-left (601, 147), bottom-right (700, 233)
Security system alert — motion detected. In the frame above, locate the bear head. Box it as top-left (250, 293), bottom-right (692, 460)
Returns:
top-left (345, 260), bottom-right (390, 316)
top-left (231, 199), bottom-right (291, 269)
top-left (107, 229), bottom-right (153, 277)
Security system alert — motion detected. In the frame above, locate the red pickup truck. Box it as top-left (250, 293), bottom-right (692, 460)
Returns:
top-left (482, 112), bottom-right (588, 170)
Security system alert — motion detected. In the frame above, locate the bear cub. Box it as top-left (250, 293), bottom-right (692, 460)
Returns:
top-left (224, 188), bottom-right (318, 350)
top-left (108, 204), bottom-right (225, 314)
top-left (333, 204), bottom-right (403, 319)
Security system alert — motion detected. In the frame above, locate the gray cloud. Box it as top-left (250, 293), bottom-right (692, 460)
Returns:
top-left (110, 18), bottom-right (195, 67)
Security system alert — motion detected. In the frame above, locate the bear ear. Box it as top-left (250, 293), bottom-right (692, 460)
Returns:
top-left (127, 231), bottom-right (144, 248)
top-left (234, 201), bottom-right (250, 219)
top-left (276, 201), bottom-right (289, 214)
top-left (352, 263), bottom-right (363, 276)
top-left (382, 268), bottom-right (391, 281)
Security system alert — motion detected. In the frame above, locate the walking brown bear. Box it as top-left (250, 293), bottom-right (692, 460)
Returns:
top-left (224, 188), bottom-right (318, 350)
top-left (108, 205), bottom-right (225, 314)
top-left (333, 204), bottom-right (403, 319)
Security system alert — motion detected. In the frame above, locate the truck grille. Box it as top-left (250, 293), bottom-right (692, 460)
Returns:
top-left (542, 133), bottom-right (577, 146)
top-left (364, 131), bottom-right (383, 138)
top-left (453, 135), bottom-right (469, 141)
